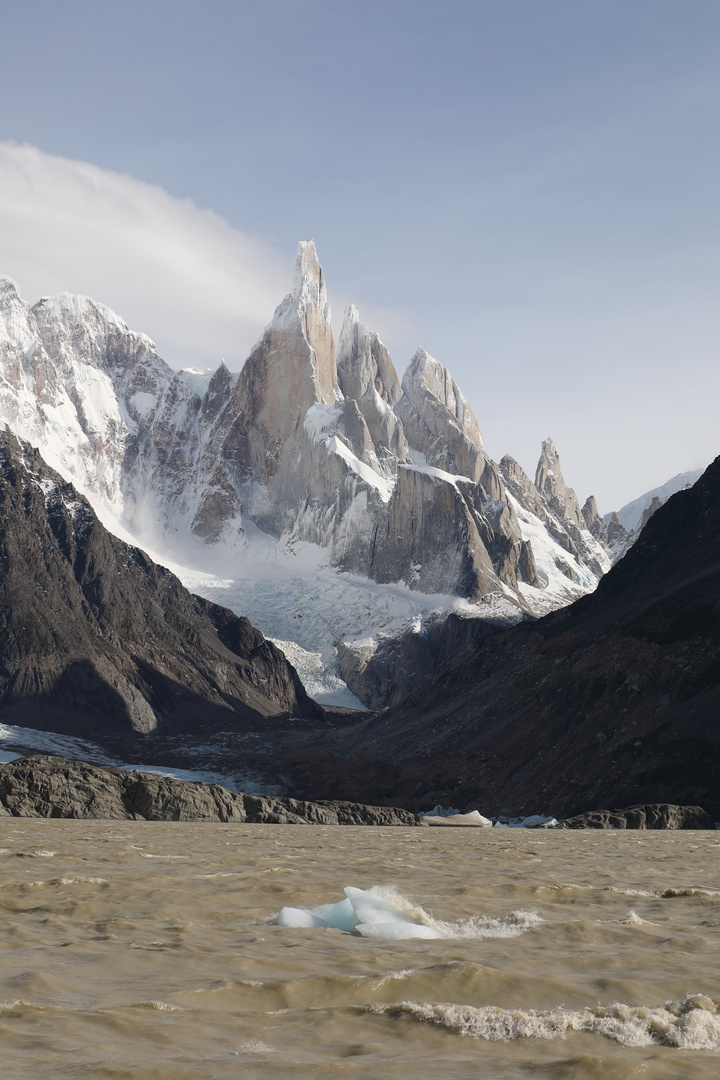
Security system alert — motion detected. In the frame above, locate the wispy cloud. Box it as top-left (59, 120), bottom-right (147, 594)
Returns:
top-left (0, 142), bottom-right (290, 369)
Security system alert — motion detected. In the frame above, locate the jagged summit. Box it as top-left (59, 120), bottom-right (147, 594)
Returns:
top-left (290, 239), bottom-right (330, 314)
top-left (535, 437), bottom-right (584, 529)
top-left (405, 347), bottom-right (483, 450)
top-left (337, 305), bottom-right (408, 462)
top-left (251, 240), bottom-right (338, 421)
top-left (397, 347), bottom-right (488, 486)
top-left (0, 275), bottom-right (21, 300)
top-left (0, 242), bottom-right (614, 637)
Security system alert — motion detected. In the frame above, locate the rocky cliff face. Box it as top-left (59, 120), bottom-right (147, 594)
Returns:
top-left (337, 606), bottom-right (522, 710)
top-left (0, 244), bottom-right (613, 624)
top-left (499, 441), bottom-right (610, 584)
top-left (0, 430), bottom-right (320, 736)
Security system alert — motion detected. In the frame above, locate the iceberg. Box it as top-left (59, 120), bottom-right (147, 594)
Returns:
top-left (517, 814), bottom-right (559, 829)
top-left (274, 885), bottom-right (543, 941)
top-left (417, 805), bottom-right (559, 828)
top-left (275, 885), bottom-right (448, 939)
top-left (418, 809), bottom-right (493, 827)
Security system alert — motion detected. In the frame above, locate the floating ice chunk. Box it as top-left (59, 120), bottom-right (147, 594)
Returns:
top-left (274, 885), bottom-right (541, 941)
top-left (420, 806), bottom-right (558, 828)
top-left (519, 815), bottom-right (558, 829)
top-left (344, 886), bottom-right (445, 937)
top-left (274, 886), bottom-right (446, 938)
top-left (275, 907), bottom-right (327, 928)
top-left (357, 921), bottom-right (446, 940)
top-left (418, 810), bottom-right (493, 827)
top-left (421, 804), bottom-right (461, 817)
top-left (311, 897), bottom-right (359, 932)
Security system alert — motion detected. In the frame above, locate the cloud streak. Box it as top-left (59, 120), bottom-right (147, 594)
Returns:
top-left (0, 142), bottom-right (290, 369)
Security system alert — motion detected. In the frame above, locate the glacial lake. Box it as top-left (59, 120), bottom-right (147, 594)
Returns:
top-left (1, 821), bottom-right (719, 1078)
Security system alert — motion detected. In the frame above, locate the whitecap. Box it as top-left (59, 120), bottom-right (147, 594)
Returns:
top-left (621, 909), bottom-right (646, 925)
top-left (134, 1000), bottom-right (181, 1011)
top-left (375, 994), bottom-right (720, 1049)
top-left (235, 1040), bottom-right (273, 1054)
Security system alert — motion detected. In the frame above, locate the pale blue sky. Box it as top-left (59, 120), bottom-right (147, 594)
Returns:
top-left (2, 1), bottom-right (719, 510)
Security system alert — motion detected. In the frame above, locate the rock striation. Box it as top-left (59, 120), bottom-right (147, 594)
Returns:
top-left (0, 755), bottom-right (418, 825)
top-left (0, 430), bottom-right (320, 735)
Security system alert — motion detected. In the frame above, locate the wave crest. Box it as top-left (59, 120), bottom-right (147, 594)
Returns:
top-left (375, 994), bottom-right (720, 1049)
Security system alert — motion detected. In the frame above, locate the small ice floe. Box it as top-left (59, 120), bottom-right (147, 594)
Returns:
top-left (418, 809), bottom-right (493, 828)
top-left (274, 885), bottom-right (542, 941)
top-left (509, 814), bottom-right (559, 829)
top-left (417, 805), bottom-right (558, 828)
top-left (422, 805), bottom-right (462, 817)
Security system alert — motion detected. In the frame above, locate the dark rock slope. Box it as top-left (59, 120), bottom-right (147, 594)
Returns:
top-left (0, 755), bottom-right (417, 825)
top-left (0, 431), bottom-right (321, 736)
top-left (294, 455), bottom-right (720, 818)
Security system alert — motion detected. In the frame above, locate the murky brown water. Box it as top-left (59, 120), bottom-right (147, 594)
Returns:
top-left (1, 822), bottom-right (720, 1078)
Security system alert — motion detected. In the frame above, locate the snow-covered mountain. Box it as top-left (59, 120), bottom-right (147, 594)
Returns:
top-left (609, 470), bottom-right (705, 533)
top-left (0, 243), bottom-right (614, 705)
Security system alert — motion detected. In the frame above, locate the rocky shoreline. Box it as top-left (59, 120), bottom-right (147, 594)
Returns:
top-left (0, 756), bottom-right (418, 825)
top-left (0, 756), bottom-right (714, 828)
top-left (558, 804), bottom-right (715, 830)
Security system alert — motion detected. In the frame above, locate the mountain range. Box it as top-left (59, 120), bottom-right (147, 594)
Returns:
top-left (0, 241), bottom-right (716, 821)
top-left (0, 242), bottom-right (623, 707)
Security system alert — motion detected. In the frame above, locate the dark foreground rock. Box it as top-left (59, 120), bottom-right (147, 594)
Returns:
top-left (0, 431), bottom-right (321, 737)
top-left (0, 755), bottom-right (418, 825)
top-left (559, 803), bottom-right (715, 830)
top-left (337, 608), bottom-right (523, 710)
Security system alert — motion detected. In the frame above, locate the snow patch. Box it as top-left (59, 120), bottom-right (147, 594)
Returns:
top-left (327, 435), bottom-right (393, 501)
top-left (180, 367), bottom-right (215, 397)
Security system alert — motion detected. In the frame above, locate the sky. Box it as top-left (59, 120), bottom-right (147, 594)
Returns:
top-left (1, 0), bottom-right (719, 512)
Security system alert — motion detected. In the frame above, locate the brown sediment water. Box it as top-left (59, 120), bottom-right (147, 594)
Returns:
top-left (1, 821), bottom-right (719, 1078)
